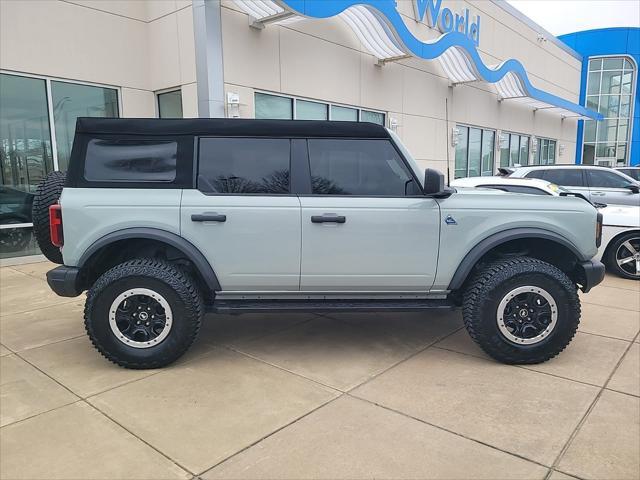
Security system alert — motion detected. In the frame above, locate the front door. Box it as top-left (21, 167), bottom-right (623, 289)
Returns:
top-left (181, 137), bottom-right (301, 291)
top-left (585, 169), bottom-right (640, 206)
top-left (299, 138), bottom-right (440, 292)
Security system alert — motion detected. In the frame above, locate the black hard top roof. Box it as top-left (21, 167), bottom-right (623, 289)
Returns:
top-left (75, 117), bottom-right (391, 138)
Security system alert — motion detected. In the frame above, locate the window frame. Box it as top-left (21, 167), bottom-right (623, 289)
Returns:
top-left (195, 136), bottom-right (294, 196)
top-left (254, 91), bottom-right (387, 126)
top-left (533, 137), bottom-right (557, 165)
top-left (500, 131), bottom-right (531, 168)
top-left (156, 87), bottom-right (183, 119)
top-left (454, 124), bottom-right (497, 179)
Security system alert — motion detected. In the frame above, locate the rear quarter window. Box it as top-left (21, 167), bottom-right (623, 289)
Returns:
top-left (84, 139), bottom-right (177, 182)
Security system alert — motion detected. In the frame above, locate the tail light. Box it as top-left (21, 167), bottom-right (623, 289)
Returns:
top-left (595, 212), bottom-right (603, 248)
top-left (49, 204), bottom-right (64, 247)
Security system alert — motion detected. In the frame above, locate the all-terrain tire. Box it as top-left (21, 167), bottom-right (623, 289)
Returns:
top-left (85, 258), bottom-right (204, 369)
top-left (604, 232), bottom-right (640, 280)
top-left (32, 171), bottom-right (66, 264)
top-left (462, 257), bottom-right (580, 364)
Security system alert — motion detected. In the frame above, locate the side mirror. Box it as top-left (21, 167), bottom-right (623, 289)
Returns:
top-left (424, 168), bottom-right (445, 195)
top-left (625, 184), bottom-right (640, 194)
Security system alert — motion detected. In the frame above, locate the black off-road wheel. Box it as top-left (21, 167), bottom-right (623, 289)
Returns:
top-left (604, 232), bottom-right (640, 280)
top-left (462, 257), bottom-right (580, 364)
top-left (32, 171), bottom-right (66, 264)
top-left (85, 258), bottom-right (204, 369)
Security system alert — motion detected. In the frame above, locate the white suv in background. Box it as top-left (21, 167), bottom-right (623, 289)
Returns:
top-left (507, 165), bottom-right (640, 206)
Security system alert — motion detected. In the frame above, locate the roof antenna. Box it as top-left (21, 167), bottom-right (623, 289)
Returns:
top-left (445, 98), bottom-right (451, 186)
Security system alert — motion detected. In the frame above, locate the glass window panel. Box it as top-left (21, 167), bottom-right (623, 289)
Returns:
top-left (51, 81), bottom-right (119, 171)
top-left (601, 70), bottom-right (622, 95)
top-left (467, 128), bottom-right (481, 177)
top-left (623, 59), bottom-right (633, 71)
top-left (481, 130), bottom-right (494, 176)
top-left (601, 95), bottom-right (620, 117)
top-left (157, 90), bottom-right (183, 118)
top-left (620, 95), bottom-right (632, 117)
top-left (454, 126), bottom-right (469, 179)
top-left (519, 136), bottom-right (529, 166)
top-left (509, 135), bottom-right (520, 166)
top-left (587, 169), bottom-right (629, 188)
top-left (0, 73), bottom-right (54, 258)
top-left (587, 71), bottom-right (601, 95)
top-left (360, 110), bottom-right (385, 125)
top-left (296, 100), bottom-right (328, 120)
top-left (586, 96), bottom-right (599, 111)
top-left (84, 139), bottom-right (177, 182)
top-left (255, 93), bottom-right (292, 120)
top-left (603, 58), bottom-right (624, 70)
top-left (596, 143), bottom-right (616, 158)
top-left (198, 138), bottom-right (290, 194)
top-left (617, 144), bottom-right (627, 162)
top-left (584, 120), bottom-right (597, 142)
top-left (548, 141), bottom-right (556, 164)
top-left (330, 105), bottom-right (358, 121)
top-left (621, 71), bottom-right (633, 94)
top-left (589, 58), bottom-right (602, 71)
top-left (618, 119), bottom-right (629, 142)
top-left (582, 143), bottom-right (596, 165)
top-left (597, 119), bottom-right (618, 142)
top-left (544, 169), bottom-right (584, 187)
top-left (499, 133), bottom-right (510, 167)
top-left (308, 139), bottom-right (415, 196)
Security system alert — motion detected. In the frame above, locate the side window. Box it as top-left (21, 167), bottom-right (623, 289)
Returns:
top-left (540, 169), bottom-right (584, 187)
top-left (525, 170), bottom-right (547, 180)
top-left (84, 139), bottom-right (177, 182)
top-left (587, 170), bottom-right (632, 188)
top-left (307, 139), bottom-right (418, 196)
top-left (198, 138), bottom-right (290, 194)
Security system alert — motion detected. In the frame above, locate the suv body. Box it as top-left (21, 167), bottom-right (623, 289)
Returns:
top-left (42, 118), bottom-right (605, 368)
top-left (508, 165), bottom-right (640, 206)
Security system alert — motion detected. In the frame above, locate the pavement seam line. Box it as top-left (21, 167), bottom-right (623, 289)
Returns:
top-left (0, 298), bottom-right (83, 318)
top-left (543, 330), bottom-right (640, 479)
top-left (199, 393), bottom-right (346, 476)
top-left (347, 392), bottom-right (554, 471)
top-left (0, 399), bottom-right (84, 430)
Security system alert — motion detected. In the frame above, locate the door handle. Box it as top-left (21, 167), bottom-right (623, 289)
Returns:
top-left (591, 192), bottom-right (606, 196)
top-left (311, 215), bottom-right (346, 224)
top-left (191, 213), bottom-right (227, 222)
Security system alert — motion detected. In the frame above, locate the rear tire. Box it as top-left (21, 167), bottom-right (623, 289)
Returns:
top-left (32, 171), bottom-right (66, 264)
top-left (463, 257), bottom-right (580, 364)
top-left (85, 258), bottom-right (204, 369)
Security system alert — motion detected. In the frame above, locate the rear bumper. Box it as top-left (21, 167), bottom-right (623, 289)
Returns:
top-left (576, 259), bottom-right (605, 293)
top-left (46, 266), bottom-right (83, 297)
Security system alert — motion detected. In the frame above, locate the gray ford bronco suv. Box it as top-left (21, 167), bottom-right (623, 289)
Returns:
top-left (34, 118), bottom-right (605, 369)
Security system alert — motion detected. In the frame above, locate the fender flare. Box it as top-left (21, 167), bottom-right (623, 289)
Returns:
top-left (78, 227), bottom-right (222, 291)
top-left (447, 228), bottom-right (587, 291)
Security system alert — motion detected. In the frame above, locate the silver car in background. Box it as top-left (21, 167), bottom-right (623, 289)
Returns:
top-left (507, 165), bottom-right (640, 206)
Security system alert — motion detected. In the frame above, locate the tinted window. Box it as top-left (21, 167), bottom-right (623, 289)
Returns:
top-left (618, 168), bottom-right (640, 181)
top-left (198, 138), bottom-right (290, 194)
top-left (525, 170), bottom-right (547, 180)
top-left (84, 139), bottom-right (177, 182)
top-left (307, 139), bottom-right (417, 196)
top-left (536, 169), bottom-right (584, 187)
top-left (480, 185), bottom-right (550, 195)
top-left (587, 169), bottom-right (632, 188)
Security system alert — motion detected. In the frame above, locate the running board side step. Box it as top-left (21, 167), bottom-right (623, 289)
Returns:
top-left (209, 299), bottom-right (456, 314)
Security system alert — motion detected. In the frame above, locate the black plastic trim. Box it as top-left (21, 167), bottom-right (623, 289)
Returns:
top-left (448, 228), bottom-right (588, 290)
top-left (46, 266), bottom-right (83, 297)
top-left (77, 227), bottom-right (222, 291)
top-left (576, 259), bottom-right (605, 293)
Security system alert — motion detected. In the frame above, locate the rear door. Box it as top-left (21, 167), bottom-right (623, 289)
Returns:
top-left (585, 169), bottom-right (640, 206)
top-left (180, 137), bottom-right (301, 291)
top-left (298, 138), bottom-right (440, 292)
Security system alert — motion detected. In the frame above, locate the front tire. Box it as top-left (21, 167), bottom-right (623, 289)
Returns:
top-left (85, 258), bottom-right (204, 369)
top-left (604, 232), bottom-right (640, 280)
top-left (462, 257), bottom-right (580, 364)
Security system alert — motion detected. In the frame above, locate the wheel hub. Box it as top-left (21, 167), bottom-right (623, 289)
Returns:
top-left (109, 288), bottom-right (172, 349)
top-left (497, 286), bottom-right (558, 345)
top-left (616, 237), bottom-right (640, 278)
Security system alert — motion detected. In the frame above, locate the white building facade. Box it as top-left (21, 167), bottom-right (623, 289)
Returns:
top-left (0, 0), bottom-right (597, 259)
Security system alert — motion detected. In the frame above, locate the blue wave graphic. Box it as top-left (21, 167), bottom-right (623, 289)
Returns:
top-left (279, 0), bottom-right (601, 120)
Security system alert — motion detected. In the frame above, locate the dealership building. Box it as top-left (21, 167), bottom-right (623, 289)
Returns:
top-left (0, 0), bottom-right (630, 260)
